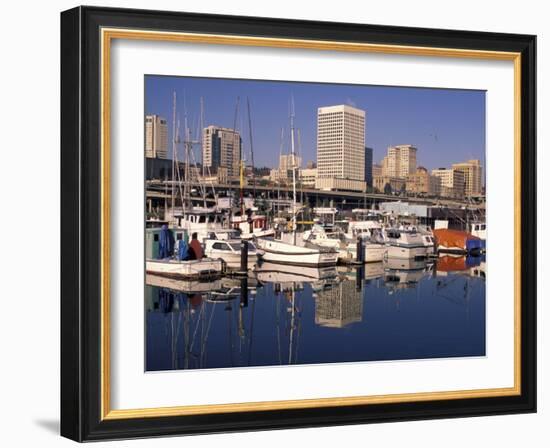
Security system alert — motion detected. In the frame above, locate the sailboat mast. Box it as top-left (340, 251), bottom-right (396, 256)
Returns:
top-left (171, 91), bottom-right (177, 221)
top-left (290, 97), bottom-right (297, 244)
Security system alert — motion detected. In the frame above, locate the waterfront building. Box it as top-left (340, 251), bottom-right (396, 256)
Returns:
top-left (372, 163), bottom-right (382, 178)
top-left (314, 279), bottom-right (363, 328)
top-left (381, 144), bottom-right (417, 178)
top-left (145, 114), bottom-right (168, 159)
top-left (299, 168), bottom-right (317, 187)
top-left (431, 168), bottom-right (466, 199)
top-left (373, 175), bottom-right (406, 194)
top-left (202, 125), bottom-right (242, 178)
top-left (316, 104), bottom-right (366, 190)
top-left (365, 147), bottom-right (373, 187)
top-left (452, 159), bottom-right (483, 196)
top-left (406, 166), bottom-right (440, 196)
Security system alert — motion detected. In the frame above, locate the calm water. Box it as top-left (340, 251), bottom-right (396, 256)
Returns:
top-left (145, 256), bottom-right (486, 371)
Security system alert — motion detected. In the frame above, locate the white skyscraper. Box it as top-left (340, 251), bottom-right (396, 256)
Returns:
top-left (145, 114), bottom-right (168, 159)
top-left (316, 104), bottom-right (366, 182)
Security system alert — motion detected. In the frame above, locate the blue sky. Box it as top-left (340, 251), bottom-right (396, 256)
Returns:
top-left (145, 75), bottom-right (486, 171)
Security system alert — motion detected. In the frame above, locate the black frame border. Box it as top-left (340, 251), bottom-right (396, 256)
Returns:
top-left (61, 6), bottom-right (536, 442)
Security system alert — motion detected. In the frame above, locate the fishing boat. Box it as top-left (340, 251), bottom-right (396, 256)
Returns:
top-left (231, 213), bottom-right (275, 239)
top-left (469, 222), bottom-right (487, 240)
top-left (204, 238), bottom-right (263, 268)
top-left (385, 229), bottom-right (428, 259)
top-left (145, 225), bottom-right (224, 279)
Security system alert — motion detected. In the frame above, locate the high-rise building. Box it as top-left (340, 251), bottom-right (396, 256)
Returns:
top-left (372, 163), bottom-right (382, 178)
top-left (452, 159), bottom-right (483, 196)
top-left (316, 104), bottom-right (366, 182)
top-left (364, 147), bottom-right (373, 187)
top-left (145, 114), bottom-right (168, 159)
top-left (202, 126), bottom-right (242, 178)
top-left (431, 168), bottom-right (465, 198)
top-left (381, 144), bottom-right (417, 178)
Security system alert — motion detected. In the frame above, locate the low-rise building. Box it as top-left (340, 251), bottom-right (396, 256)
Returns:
top-left (299, 168), bottom-right (317, 187)
top-left (373, 175), bottom-right (406, 194)
top-left (315, 177), bottom-right (366, 192)
top-left (406, 166), bottom-right (440, 196)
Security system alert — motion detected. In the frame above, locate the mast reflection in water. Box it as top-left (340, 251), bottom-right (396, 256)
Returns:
top-left (145, 256), bottom-right (486, 371)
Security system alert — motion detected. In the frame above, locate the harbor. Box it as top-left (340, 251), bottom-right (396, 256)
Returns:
top-left (144, 78), bottom-right (487, 370)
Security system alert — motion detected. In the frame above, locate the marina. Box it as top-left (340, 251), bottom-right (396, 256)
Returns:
top-left (143, 78), bottom-right (488, 371)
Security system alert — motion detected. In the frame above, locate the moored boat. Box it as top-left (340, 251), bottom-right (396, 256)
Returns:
top-left (256, 237), bottom-right (338, 267)
top-left (145, 258), bottom-right (223, 279)
top-left (385, 229), bottom-right (427, 259)
top-left (204, 238), bottom-right (263, 269)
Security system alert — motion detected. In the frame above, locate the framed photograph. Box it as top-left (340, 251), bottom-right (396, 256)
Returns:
top-left (60, 6), bottom-right (536, 441)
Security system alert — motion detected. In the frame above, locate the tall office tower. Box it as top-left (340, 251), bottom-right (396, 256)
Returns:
top-left (381, 144), bottom-right (417, 178)
top-left (145, 114), bottom-right (168, 159)
top-left (452, 159), bottom-right (483, 196)
top-left (364, 147), bottom-right (373, 187)
top-left (316, 105), bottom-right (366, 181)
top-left (202, 126), bottom-right (242, 178)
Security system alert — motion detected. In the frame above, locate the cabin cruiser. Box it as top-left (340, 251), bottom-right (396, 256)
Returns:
top-left (204, 238), bottom-right (263, 269)
top-left (384, 229), bottom-right (427, 259)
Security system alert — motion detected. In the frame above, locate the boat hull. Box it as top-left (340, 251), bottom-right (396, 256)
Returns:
top-left (386, 245), bottom-right (427, 259)
top-left (145, 258), bottom-right (223, 279)
top-left (257, 239), bottom-right (338, 267)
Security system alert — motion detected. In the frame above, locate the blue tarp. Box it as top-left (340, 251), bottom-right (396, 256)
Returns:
top-left (158, 225), bottom-right (174, 259)
top-left (177, 240), bottom-right (189, 261)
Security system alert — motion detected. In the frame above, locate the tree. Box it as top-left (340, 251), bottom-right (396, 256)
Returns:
top-left (384, 183), bottom-right (392, 195)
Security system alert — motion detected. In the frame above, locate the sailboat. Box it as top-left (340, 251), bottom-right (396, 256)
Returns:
top-left (256, 98), bottom-right (338, 267)
top-left (145, 92), bottom-right (224, 279)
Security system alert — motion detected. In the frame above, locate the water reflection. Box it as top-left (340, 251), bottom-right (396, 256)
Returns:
top-left (146, 256), bottom-right (486, 371)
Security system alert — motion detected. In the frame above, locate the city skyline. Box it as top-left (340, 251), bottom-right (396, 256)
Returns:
top-left (145, 75), bottom-right (486, 171)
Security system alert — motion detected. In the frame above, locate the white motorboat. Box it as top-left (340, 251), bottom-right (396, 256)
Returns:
top-left (145, 258), bottom-right (223, 279)
top-left (470, 222), bottom-right (487, 240)
top-left (385, 229), bottom-right (427, 259)
top-left (204, 238), bottom-right (263, 269)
